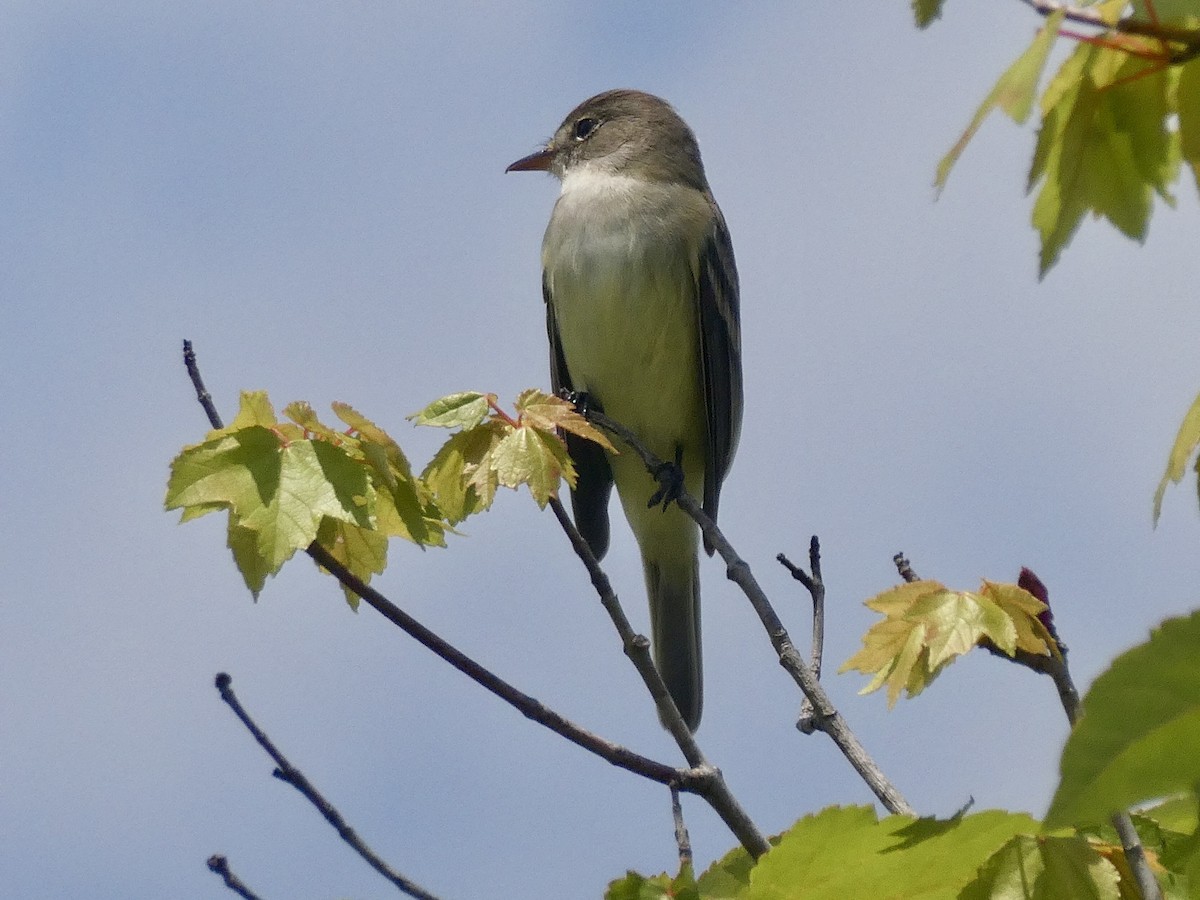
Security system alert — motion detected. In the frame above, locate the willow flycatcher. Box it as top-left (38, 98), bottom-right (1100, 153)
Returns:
top-left (507, 89), bottom-right (742, 731)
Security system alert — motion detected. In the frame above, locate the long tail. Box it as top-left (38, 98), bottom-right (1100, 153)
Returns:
top-left (645, 553), bottom-right (702, 731)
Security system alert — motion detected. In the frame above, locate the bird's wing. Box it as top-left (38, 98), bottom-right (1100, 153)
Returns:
top-left (546, 272), bottom-right (615, 560)
top-left (696, 204), bottom-right (743, 551)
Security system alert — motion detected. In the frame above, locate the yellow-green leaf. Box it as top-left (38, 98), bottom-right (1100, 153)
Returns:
top-left (937, 10), bottom-right (1062, 191)
top-left (1179, 59), bottom-right (1200, 191)
top-left (315, 516), bottom-right (389, 610)
top-left (1153, 390), bottom-right (1200, 523)
top-left (409, 392), bottom-right (492, 429)
top-left (515, 388), bottom-right (618, 453)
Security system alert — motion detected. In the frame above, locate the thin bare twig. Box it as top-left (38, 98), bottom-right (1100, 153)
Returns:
top-left (893, 554), bottom-right (1161, 900)
top-left (547, 495), bottom-right (769, 857)
top-left (669, 784), bottom-right (693, 871)
top-left (215, 674), bottom-right (442, 900)
top-left (1017, 570), bottom-right (1161, 900)
top-left (893, 553), bottom-right (919, 584)
top-left (777, 537), bottom-right (825, 734)
top-left (182, 340), bottom-right (692, 787)
top-left (206, 855), bottom-right (262, 900)
top-left (182, 341), bottom-right (763, 857)
top-left (586, 407), bottom-right (914, 816)
top-left (183, 340), bottom-right (223, 430)
top-left (1021, 0), bottom-right (1200, 64)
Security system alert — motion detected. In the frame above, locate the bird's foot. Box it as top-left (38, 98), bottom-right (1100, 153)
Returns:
top-left (648, 446), bottom-right (685, 511)
top-left (558, 388), bottom-right (601, 419)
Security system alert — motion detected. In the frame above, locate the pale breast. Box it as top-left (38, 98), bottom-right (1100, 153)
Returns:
top-left (542, 170), bottom-right (709, 454)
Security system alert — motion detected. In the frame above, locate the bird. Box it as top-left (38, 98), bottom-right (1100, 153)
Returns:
top-left (507, 89), bottom-right (742, 731)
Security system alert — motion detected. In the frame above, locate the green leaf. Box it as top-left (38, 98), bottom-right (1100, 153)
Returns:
top-left (491, 424), bottom-right (571, 508)
top-left (1154, 391), bottom-right (1200, 523)
top-left (1179, 60), bottom-right (1200, 191)
top-left (241, 438), bottom-right (373, 569)
top-left (744, 806), bottom-right (1039, 899)
top-left (697, 844), bottom-right (757, 898)
top-left (421, 424), bottom-right (504, 523)
top-left (1140, 793), bottom-right (1200, 835)
top-left (331, 402), bottom-right (439, 545)
top-left (936, 10), bottom-right (1062, 191)
top-left (166, 426), bottom-right (284, 521)
top-left (960, 834), bottom-right (1120, 900)
top-left (604, 871), bottom-right (672, 900)
top-left (409, 392), bottom-right (491, 429)
top-left (911, 0), bottom-right (945, 29)
top-left (217, 389), bottom-right (279, 433)
top-left (1045, 610), bottom-right (1200, 829)
top-left (1030, 45), bottom-right (1177, 277)
top-left (315, 516), bottom-right (389, 610)
top-left (516, 388), bottom-right (617, 453)
top-left (228, 517), bottom-right (270, 599)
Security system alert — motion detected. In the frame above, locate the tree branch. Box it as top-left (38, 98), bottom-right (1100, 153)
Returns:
top-left (215, 674), bottom-right (442, 900)
top-left (1021, 0), bottom-right (1200, 63)
top-left (777, 537), bottom-right (825, 734)
top-left (182, 340), bottom-right (766, 859)
top-left (206, 855), bottom-right (262, 900)
top-left (585, 407), bottom-right (914, 816)
top-left (892, 555), bottom-right (1162, 900)
top-left (547, 495), bottom-right (769, 856)
top-left (669, 784), bottom-right (693, 871)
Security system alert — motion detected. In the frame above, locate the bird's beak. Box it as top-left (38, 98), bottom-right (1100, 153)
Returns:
top-left (506, 147), bottom-right (555, 173)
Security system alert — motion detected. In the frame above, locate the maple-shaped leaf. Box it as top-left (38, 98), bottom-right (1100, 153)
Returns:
top-left (979, 580), bottom-right (1058, 658)
top-left (330, 402), bottom-right (442, 546)
top-left (1030, 44), bottom-right (1178, 277)
top-left (841, 578), bottom-right (1056, 706)
top-left (960, 833), bottom-right (1121, 900)
top-left (491, 423), bottom-right (576, 509)
top-left (168, 391), bottom-right (450, 598)
top-left (421, 425), bottom-right (500, 524)
top-left (514, 388), bottom-right (617, 453)
top-left (414, 390), bottom-right (610, 513)
top-left (239, 437), bottom-right (373, 570)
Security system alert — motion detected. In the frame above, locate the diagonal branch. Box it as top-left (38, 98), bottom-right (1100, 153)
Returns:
top-left (215, 674), bottom-right (441, 900)
top-left (182, 340), bottom-right (765, 856)
top-left (547, 495), bottom-right (769, 856)
top-left (1021, 0), bottom-right (1200, 63)
top-left (892, 554), bottom-right (1162, 900)
top-left (585, 407), bottom-right (914, 816)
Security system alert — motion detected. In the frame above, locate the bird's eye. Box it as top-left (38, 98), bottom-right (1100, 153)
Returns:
top-left (573, 117), bottom-right (599, 141)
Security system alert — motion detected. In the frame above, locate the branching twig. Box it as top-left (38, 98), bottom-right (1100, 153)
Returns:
top-left (1021, 0), bottom-right (1200, 64)
top-left (215, 674), bottom-right (442, 900)
top-left (182, 341), bottom-right (766, 859)
top-left (893, 554), bottom-right (1161, 900)
top-left (547, 495), bottom-right (769, 857)
top-left (777, 537), bottom-right (825, 734)
top-left (585, 407), bottom-right (914, 816)
top-left (893, 552), bottom-right (919, 584)
top-left (669, 784), bottom-right (693, 871)
top-left (206, 855), bottom-right (262, 900)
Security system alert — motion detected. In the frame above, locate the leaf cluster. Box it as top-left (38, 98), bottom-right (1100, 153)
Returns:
top-left (612, 609), bottom-right (1200, 897)
top-left (840, 578), bottom-right (1058, 706)
top-left (923, 1), bottom-right (1200, 276)
top-left (165, 389), bottom-right (604, 603)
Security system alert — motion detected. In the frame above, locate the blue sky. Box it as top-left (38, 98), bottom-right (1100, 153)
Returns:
top-left (4, 3), bottom-right (1200, 897)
